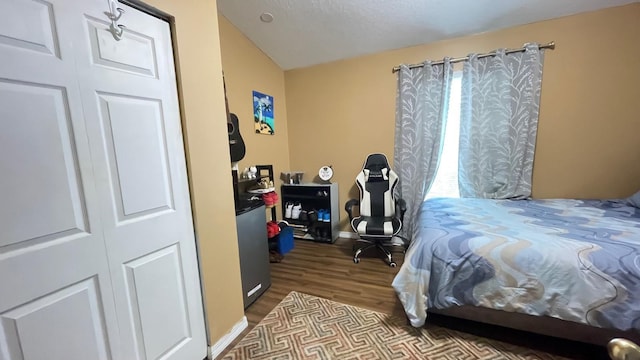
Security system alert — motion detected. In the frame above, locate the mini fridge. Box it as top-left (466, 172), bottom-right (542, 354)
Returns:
top-left (235, 198), bottom-right (271, 308)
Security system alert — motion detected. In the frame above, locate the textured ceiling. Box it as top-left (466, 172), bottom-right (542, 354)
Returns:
top-left (218, 0), bottom-right (638, 70)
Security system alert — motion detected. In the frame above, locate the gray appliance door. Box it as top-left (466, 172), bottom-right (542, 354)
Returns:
top-left (236, 205), bottom-right (271, 308)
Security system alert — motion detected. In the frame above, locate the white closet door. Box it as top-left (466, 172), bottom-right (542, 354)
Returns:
top-left (0, 0), bottom-right (120, 359)
top-left (1, 1), bottom-right (207, 359)
top-left (68, 1), bottom-right (207, 359)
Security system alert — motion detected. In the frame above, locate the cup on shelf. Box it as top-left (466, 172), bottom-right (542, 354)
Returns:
top-left (281, 171), bottom-right (304, 184)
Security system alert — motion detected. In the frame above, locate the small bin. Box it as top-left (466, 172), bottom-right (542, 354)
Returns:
top-left (269, 226), bottom-right (294, 255)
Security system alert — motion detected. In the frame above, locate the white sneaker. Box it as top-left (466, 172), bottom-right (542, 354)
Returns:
top-left (291, 203), bottom-right (302, 219)
top-left (285, 202), bottom-right (293, 218)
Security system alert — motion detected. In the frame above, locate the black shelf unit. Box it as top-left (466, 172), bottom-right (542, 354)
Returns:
top-left (281, 183), bottom-right (339, 243)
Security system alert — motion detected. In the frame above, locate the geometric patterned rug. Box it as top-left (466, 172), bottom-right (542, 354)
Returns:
top-left (222, 291), bottom-right (568, 359)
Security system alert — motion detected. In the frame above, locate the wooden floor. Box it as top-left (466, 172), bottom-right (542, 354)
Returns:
top-left (244, 237), bottom-right (407, 327)
top-left (218, 238), bottom-right (608, 360)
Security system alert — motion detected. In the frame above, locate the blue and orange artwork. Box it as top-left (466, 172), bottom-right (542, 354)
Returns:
top-left (253, 91), bottom-right (274, 135)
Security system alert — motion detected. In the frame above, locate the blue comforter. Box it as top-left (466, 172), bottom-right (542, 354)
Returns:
top-left (392, 198), bottom-right (640, 332)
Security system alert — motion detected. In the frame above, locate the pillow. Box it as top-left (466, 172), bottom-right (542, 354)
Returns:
top-left (627, 190), bottom-right (640, 208)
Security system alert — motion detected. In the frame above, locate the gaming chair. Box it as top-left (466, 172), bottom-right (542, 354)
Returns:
top-left (345, 153), bottom-right (406, 267)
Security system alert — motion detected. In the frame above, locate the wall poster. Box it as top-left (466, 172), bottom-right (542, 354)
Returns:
top-left (253, 90), bottom-right (274, 135)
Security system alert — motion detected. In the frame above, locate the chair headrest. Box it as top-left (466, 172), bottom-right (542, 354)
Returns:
top-left (364, 154), bottom-right (390, 169)
top-left (362, 154), bottom-right (391, 182)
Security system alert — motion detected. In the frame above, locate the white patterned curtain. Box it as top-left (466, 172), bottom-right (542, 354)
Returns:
top-left (459, 43), bottom-right (544, 199)
top-left (394, 60), bottom-right (452, 239)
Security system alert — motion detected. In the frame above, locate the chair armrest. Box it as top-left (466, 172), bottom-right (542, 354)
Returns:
top-left (344, 199), bottom-right (360, 221)
top-left (396, 198), bottom-right (407, 222)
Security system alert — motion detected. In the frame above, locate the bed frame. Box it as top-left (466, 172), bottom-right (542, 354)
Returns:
top-left (429, 305), bottom-right (640, 346)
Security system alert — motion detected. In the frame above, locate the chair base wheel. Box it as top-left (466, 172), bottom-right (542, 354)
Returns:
top-left (353, 241), bottom-right (400, 267)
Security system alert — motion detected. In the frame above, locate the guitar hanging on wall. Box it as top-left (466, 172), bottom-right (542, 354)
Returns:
top-left (223, 73), bottom-right (246, 163)
top-left (227, 112), bottom-right (246, 163)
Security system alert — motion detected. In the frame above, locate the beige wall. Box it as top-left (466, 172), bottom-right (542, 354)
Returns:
top-left (144, 0), bottom-right (244, 344)
top-left (285, 4), bottom-right (640, 231)
top-left (218, 16), bottom-right (291, 218)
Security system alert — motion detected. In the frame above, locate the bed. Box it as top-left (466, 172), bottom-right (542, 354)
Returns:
top-left (392, 197), bottom-right (640, 344)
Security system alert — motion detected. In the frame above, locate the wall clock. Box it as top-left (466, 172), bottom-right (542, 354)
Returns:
top-left (318, 165), bottom-right (333, 182)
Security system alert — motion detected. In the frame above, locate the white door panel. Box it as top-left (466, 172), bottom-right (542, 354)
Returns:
top-left (1, 277), bottom-right (111, 360)
top-left (0, 80), bottom-right (88, 247)
top-left (70, 1), bottom-right (207, 359)
top-left (0, 0), bottom-right (60, 58)
top-left (1, 236), bottom-right (111, 316)
top-left (124, 245), bottom-right (192, 360)
top-left (96, 93), bottom-right (174, 219)
top-left (85, 16), bottom-right (158, 78)
top-left (0, 1), bottom-right (120, 359)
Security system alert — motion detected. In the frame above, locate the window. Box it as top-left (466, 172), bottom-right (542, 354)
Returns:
top-left (425, 71), bottom-right (462, 199)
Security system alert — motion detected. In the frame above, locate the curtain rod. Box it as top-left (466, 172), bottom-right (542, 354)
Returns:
top-left (391, 41), bottom-right (555, 73)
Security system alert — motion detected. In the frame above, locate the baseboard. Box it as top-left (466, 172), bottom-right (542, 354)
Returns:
top-left (208, 316), bottom-right (248, 359)
top-left (339, 231), bottom-right (358, 239)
